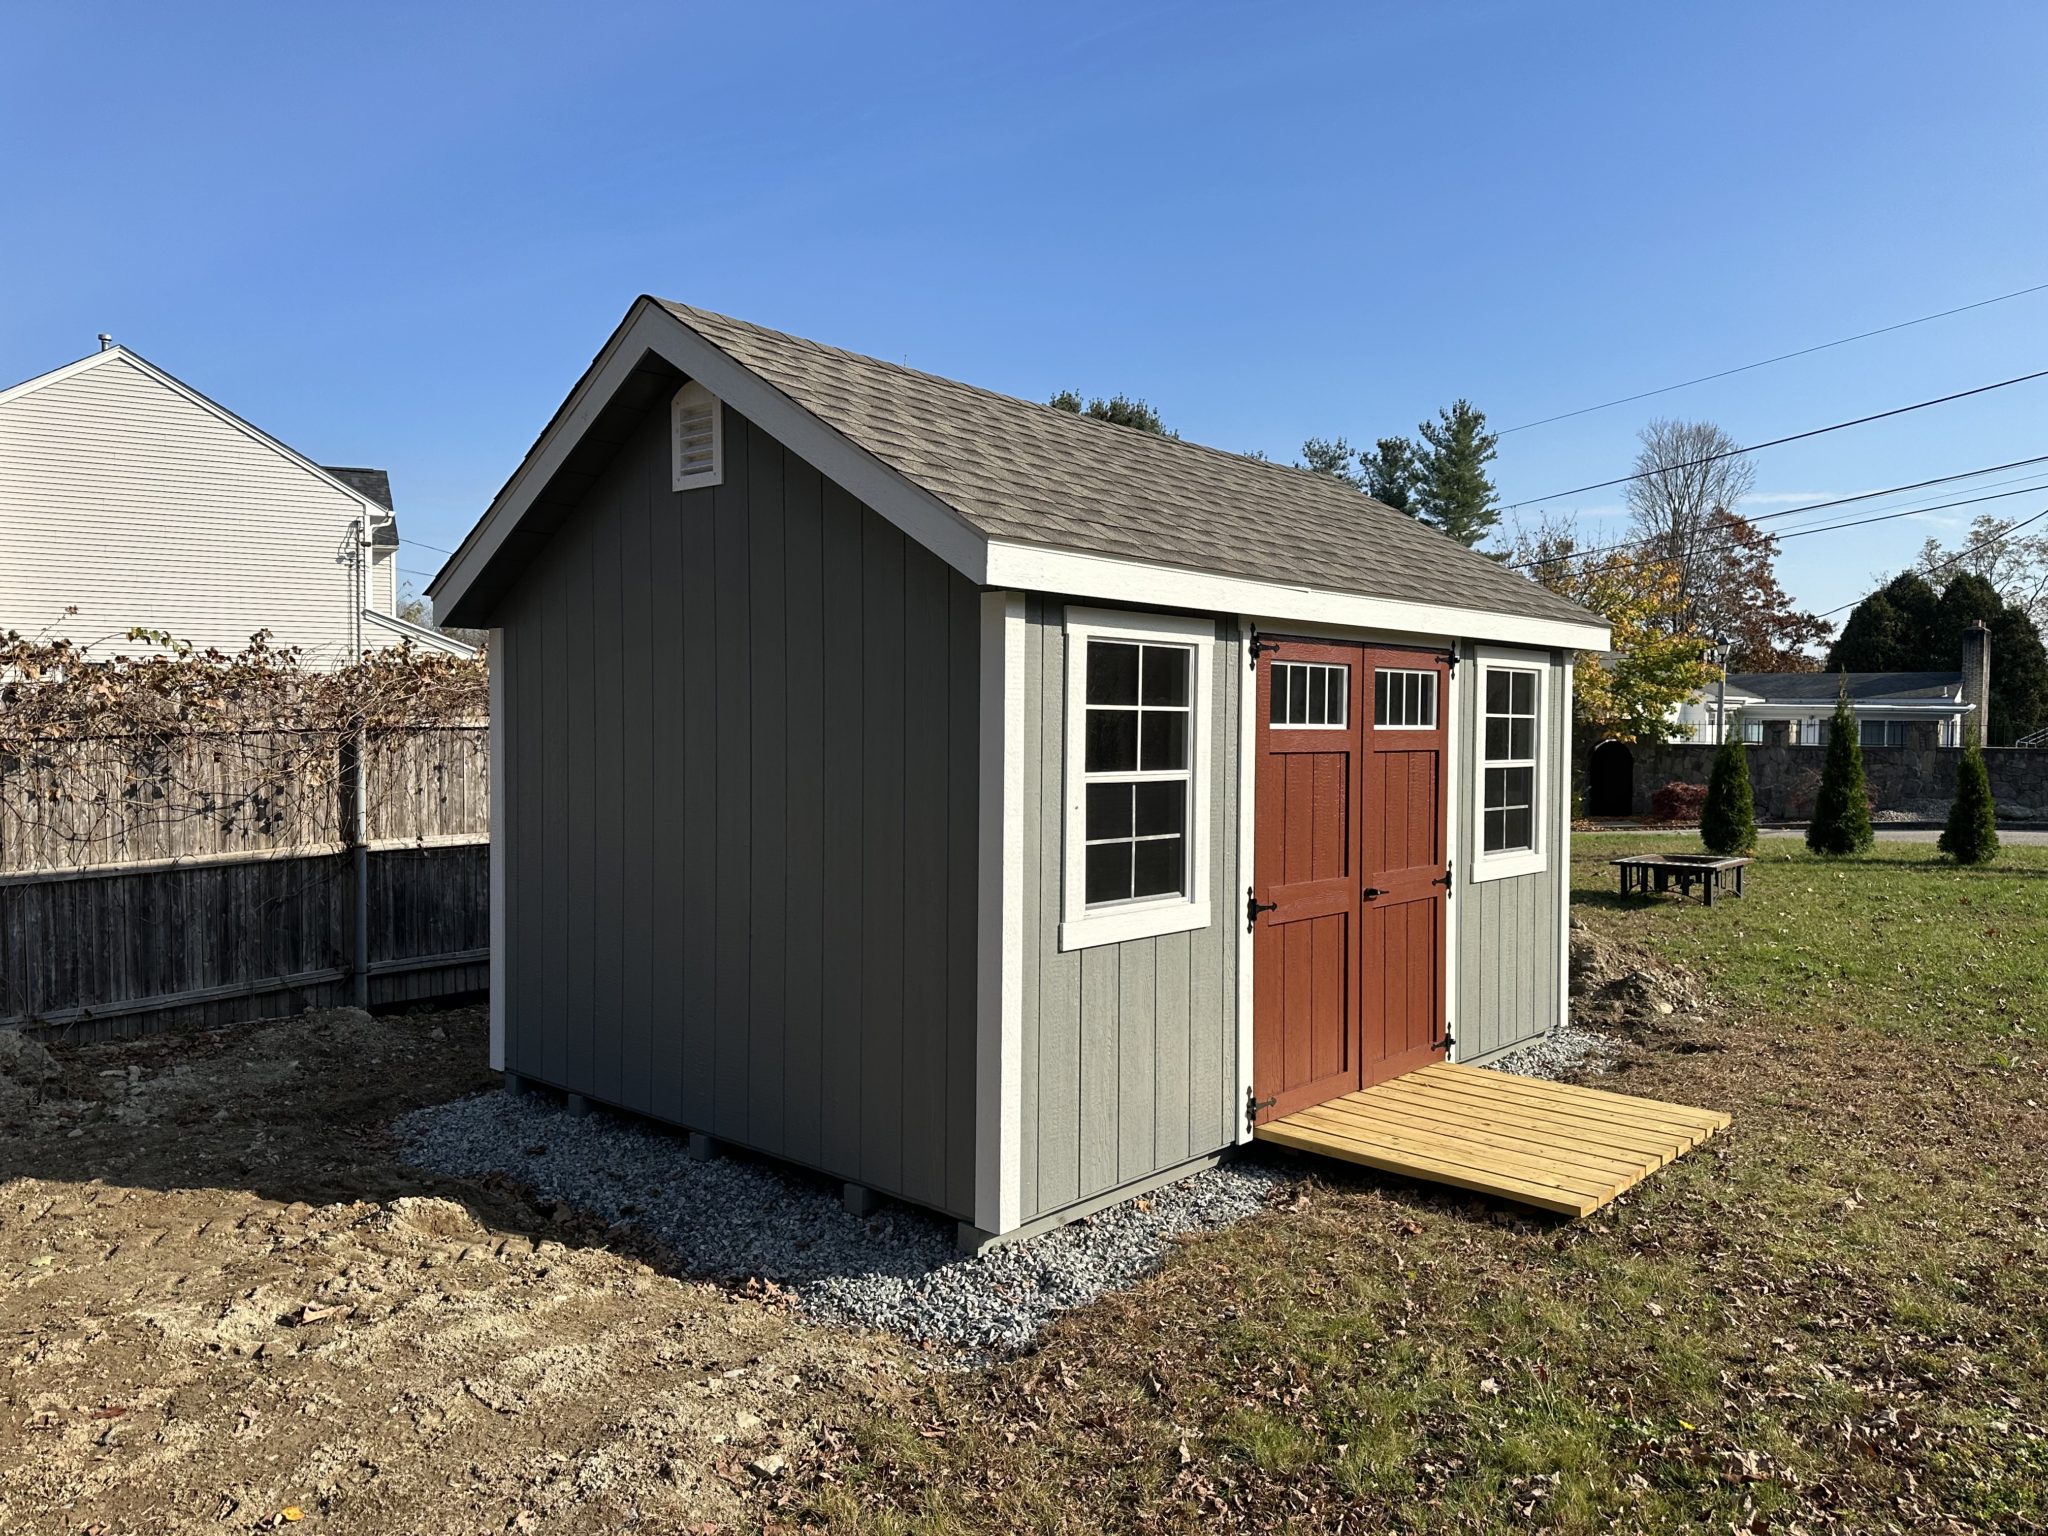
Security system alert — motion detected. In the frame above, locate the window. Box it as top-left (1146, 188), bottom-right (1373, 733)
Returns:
top-left (1060, 609), bottom-right (1214, 950)
top-left (1374, 668), bottom-right (1438, 729)
top-left (1861, 719), bottom-right (1907, 747)
top-left (1470, 651), bottom-right (1547, 883)
top-left (671, 380), bottom-right (723, 490)
top-left (1270, 661), bottom-right (1348, 727)
top-left (1740, 717), bottom-right (1763, 744)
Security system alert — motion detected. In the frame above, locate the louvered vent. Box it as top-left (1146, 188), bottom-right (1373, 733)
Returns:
top-left (671, 380), bottom-right (723, 490)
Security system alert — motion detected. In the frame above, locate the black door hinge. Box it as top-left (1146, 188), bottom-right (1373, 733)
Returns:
top-left (1434, 865), bottom-right (1454, 898)
top-left (1441, 648), bottom-right (1459, 674)
top-left (1246, 1087), bottom-right (1276, 1131)
top-left (1437, 1025), bottom-right (1456, 1053)
top-left (1246, 885), bottom-right (1277, 931)
top-left (1249, 631), bottom-right (1281, 669)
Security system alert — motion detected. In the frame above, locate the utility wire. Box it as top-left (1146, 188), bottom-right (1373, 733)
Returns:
top-left (1507, 455), bottom-right (2048, 569)
top-left (1501, 367), bottom-right (2048, 512)
top-left (1814, 507), bottom-right (2048, 620)
top-left (1498, 279), bottom-right (2048, 435)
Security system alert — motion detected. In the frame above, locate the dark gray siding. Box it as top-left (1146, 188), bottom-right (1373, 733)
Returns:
top-left (496, 402), bottom-right (982, 1219)
top-left (1017, 599), bottom-right (1241, 1224)
top-left (1454, 647), bottom-right (1569, 1060)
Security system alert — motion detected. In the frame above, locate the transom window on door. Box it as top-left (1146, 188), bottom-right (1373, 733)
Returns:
top-left (1472, 654), bottom-right (1548, 882)
top-left (1270, 661), bottom-right (1348, 727)
top-left (1060, 610), bottom-right (1215, 950)
top-left (1374, 668), bottom-right (1438, 729)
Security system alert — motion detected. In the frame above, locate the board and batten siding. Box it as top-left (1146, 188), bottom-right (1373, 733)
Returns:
top-left (1453, 645), bottom-right (1570, 1060)
top-left (0, 355), bottom-right (391, 664)
top-left (1015, 599), bottom-right (1241, 1225)
top-left (494, 399), bottom-right (983, 1220)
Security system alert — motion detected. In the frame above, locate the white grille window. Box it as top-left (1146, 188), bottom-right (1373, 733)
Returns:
top-left (1270, 662), bottom-right (1348, 728)
top-left (671, 380), bottom-right (723, 490)
top-left (1059, 609), bottom-right (1215, 951)
top-left (1470, 652), bottom-right (1548, 883)
top-left (1374, 668), bottom-right (1438, 729)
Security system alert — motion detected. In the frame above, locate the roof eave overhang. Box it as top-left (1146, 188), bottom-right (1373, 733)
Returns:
top-left (432, 299), bottom-right (1611, 652)
top-left (430, 300), bottom-right (990, 627)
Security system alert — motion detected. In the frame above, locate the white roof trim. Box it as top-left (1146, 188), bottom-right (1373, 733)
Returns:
top-left (362, 607), bottom-right (479, 658)
top-left (984, 541), bottom-right (1611, 652)
top-left (0, 346), bottom-right (389, 517)
top-left (430, 301), bottom-right (988, 620)
top-left (430, 299), bottom-right (1612, 653)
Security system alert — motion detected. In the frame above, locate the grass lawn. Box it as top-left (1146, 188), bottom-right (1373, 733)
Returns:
top-left (799, 836), bottom-right (2048, 1534)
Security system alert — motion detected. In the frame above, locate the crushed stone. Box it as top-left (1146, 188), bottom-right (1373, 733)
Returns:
top-left (398, 1093), bottom-right (1288, 1357)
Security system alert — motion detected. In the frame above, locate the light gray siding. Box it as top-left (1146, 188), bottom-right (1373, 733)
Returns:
top-left (1454, 646), bottom-right (1569, 1060)
top-left (494, 400), bottom-right (982, 1219)
top-left (0, 354), bottom-right (398, 664)
top-left (1016, 598), bottom-right (1240, 1225)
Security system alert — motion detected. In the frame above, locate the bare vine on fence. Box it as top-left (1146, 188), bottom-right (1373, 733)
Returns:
top-left (0, 623), bottom-right (489, 873)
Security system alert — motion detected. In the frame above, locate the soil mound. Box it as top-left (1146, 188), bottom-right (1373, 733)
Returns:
top-left (1569, 917), bottom-right (1709, 1025)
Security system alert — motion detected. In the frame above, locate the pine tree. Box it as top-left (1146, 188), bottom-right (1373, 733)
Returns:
top-left (1413, 400), bottom-right (1500, 547)
top-left (1359, 435), bottom-right (1422, 516)
top-left (1806, 685), bottom-right (1874, 855)
top-left (1701, 726), bottom-right (1757, 854)
top-left (1938, 744), bottom-right (2000, 864)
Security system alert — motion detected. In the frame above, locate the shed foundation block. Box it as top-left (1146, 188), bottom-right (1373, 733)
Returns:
top-left (685, 1132), bottom-right (717, 1161)
top-left (502, 1072), bottom-right (528, 1097)
top-left (564, 1092), bottom-right (590, 1118)
top-left (842, 1183), bottom-right (882, 1218)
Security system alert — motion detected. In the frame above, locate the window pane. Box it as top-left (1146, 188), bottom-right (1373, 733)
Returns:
top-left (1132, 835), bottom-right (1186, 898)
top-left (1327, 667), bottom-right (1347, 725)
top-left (1085, 708), bottom-right (1138, 772)
top-left (1416, 673), bottom-right (1437, 727)
top-left (1510, 671), bottom-right (1535, 715)
top-left (1502, 765), bottom-right (1533, 809)
top-left (1484, 765), bottom-right (1508, 811)
top-left (1374, 669), bottom-right (1388, 724)
top-left (1502, 806), bottom-right (1532, 851)
top-left (1141, 645), bottom-right (1190, 706)
top-left (1510, 718), bottom-right (1534, 761)
top-left (1086, 782), bottom-right (1132, 840)
top-left (1140, 710), bottom-right (1188, 770)
top-left (1087, 641), bottom-right (1140, 705)
top-left (1086, 842), bottom-right (1132, 903)
top-left (1288, 663), bottom-right (1307, 723)
top-left (1486, 670), bottom-right (1510, 713)
top-left (1485, 718), bottom-right (1510, 761)
top-left (1307, 671), bottom-right (1327, 725)
top-left (1484, 807), bottom-right (1509, 853)
top-left (1134, 780), bottom-right (1185, 837)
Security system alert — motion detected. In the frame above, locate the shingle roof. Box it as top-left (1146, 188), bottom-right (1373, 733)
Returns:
top-left (321, 466), bottom-right (399, 546)
top-left (656, 302), bottom-right (1596, 630)
top-left (1726, 671), bottom-right (1963, 703)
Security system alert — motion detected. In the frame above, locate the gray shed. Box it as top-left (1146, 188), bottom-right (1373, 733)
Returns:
top-left (431, 299), bottom-right (1609, 1246)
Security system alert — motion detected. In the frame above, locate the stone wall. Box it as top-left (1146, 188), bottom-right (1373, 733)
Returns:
top-left (1587, 737), bottom-right (2048, 821)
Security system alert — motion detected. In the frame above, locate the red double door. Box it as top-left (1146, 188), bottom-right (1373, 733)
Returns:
top-left (1251, 637), bottom-right (1450, 1126)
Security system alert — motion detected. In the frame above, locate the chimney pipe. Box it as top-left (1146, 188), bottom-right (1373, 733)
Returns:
top-left (1961, 619), bottom-right (1992, 747)
top-left (97, 333), bottom-right (113, 352)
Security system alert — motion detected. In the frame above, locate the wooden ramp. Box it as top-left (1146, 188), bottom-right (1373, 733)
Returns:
top-left (1254, 1061), bottom-right (1730, 1217)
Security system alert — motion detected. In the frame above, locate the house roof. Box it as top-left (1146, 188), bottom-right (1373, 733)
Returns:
top-left (321, 467), bottom-right (399, 546)
top-left (654, 302), bottom-right (1595, 632)
top-left (1725, 670), bottom-right (1963, 703)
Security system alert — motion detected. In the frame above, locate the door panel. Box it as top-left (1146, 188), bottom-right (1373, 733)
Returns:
top-left (1252, 640), bottom-right (1362, 1122)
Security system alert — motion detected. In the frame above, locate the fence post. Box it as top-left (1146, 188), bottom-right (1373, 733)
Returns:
top-left (338, 726), bottom-right (369, 1008)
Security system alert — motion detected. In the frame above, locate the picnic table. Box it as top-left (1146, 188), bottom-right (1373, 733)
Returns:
top-left (1611, 853), bottom-right (1752, 906)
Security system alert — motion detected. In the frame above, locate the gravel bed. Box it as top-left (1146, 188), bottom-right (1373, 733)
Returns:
top-left (1491, 1019), bottom-right (1620, 1080)
top-left (397, 1093), bottom-right (1287, 1356)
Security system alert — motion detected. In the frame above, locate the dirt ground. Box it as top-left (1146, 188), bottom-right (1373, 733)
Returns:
top-left (0, 1008), bottom-right (905, 1535)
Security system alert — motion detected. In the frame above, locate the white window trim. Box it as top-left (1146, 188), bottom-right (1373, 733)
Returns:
top-left (1059, 608), bottom-right (1214, 951)
top-left (1469, 646), bottom-right (1549, 885)
top-left (670, 380), bottom-right (724, 490)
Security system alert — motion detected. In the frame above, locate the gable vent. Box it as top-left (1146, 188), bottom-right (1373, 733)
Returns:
top-left (671, 380), bottom-right (724, 490)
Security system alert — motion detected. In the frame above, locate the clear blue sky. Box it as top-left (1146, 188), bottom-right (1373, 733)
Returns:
top-left (5, 2), bottom-right (2045, 627)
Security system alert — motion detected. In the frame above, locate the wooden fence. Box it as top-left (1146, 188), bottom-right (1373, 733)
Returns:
top-left (0, 726), bottom-right (490, 1042)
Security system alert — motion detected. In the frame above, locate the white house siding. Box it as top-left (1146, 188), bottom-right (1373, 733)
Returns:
top-left (371, 548), bottom-right (397, 614)
top-left (0, 355), bottom-right (380, 664)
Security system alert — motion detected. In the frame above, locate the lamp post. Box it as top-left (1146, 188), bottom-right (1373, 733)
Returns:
top-left (1710, 633), bottom-right (1731, 744)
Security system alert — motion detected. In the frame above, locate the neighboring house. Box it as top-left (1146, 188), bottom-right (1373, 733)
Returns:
top-left (0, 341), bottom-right (474, 663)
top-left (430, 298), bottom-right (1609, 1247)
top-left (1673, 624), bottom-right (1990, 749)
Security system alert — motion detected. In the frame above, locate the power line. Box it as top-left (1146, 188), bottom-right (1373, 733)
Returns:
top-left (1507, 455), bottom-right (2048, 570)
top-left (1501, 367), bottom-right (2048, 512)
top-left (402, 538), bottom-right (455, 555)
top-left (1498, 278), bottom-right (2048, 435)
top-left (1815, 507), bottom-right (2048, 621)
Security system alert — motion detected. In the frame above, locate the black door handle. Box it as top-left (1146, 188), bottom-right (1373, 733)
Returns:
top-left (1363, 887), bottom-right (1387, 900)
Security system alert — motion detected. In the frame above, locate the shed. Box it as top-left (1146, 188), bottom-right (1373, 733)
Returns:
top-left (430, 299), bottom-right (1611, 1247)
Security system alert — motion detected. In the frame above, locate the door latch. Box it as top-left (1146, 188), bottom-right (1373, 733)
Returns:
top-left (1246, 886), bottom-right (1277, 930)
top-left (1362, 886), bottom-right (1387, 900)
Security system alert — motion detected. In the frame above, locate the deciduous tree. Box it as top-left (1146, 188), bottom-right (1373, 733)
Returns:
top-left (1624, 418), bottom-right (1758, 629)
